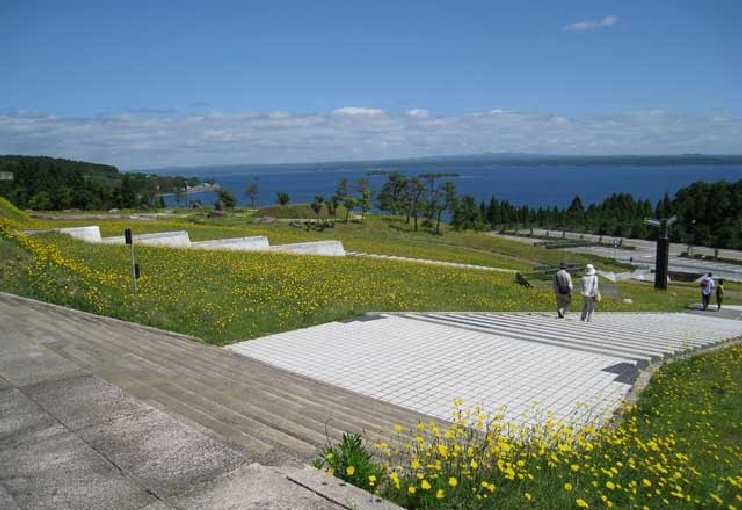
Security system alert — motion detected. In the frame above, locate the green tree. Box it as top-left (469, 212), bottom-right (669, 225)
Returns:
top-left (451, 194), bottom-right (482, 231)
top-left (245, 180), bottom-right (259, 208)
top-left (343, 197), bottom-right (356, 222)
top-left (406, 177), bottom-right (425, 231)
top-left (29, 191), bottom-right (52, 211)
top-left (277, 191), bottom-right (290, 206)
top-left (311, 195), bottom-right (325, 225)
top-left (357, 178), bottom-right (371, 219)
top-left (217, 189), bottom-right (237, 209)
top-left (376, 172), bottom-right (408, 216)
top-left (329, 195), bottom-right (339, 226)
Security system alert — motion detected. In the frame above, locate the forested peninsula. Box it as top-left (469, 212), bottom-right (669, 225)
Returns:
top-left (0, 155), bottom-right (214, 210)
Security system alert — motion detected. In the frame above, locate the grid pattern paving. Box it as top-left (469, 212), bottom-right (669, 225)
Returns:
top-left (228, 312), bottom-right (742, 429)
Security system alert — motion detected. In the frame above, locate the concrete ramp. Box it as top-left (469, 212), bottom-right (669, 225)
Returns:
top-left (191, 236), bottom-right (270, 251)
top-left (270, 240), bottom-right (346, 256)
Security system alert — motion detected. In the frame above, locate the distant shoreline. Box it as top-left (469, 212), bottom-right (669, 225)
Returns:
top-left (156, 182), bottom-right (221, 197)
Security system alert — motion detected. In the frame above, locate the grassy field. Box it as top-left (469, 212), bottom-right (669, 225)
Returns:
top-left (2, 202), bottom-right (732, 344)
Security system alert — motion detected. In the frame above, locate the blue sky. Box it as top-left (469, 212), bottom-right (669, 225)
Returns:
top-left (1, 0), bottom-right (740, 169)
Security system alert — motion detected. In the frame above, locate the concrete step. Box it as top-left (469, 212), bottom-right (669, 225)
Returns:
top-left (38, 315), bottom-right (437, 461)
top-left (229, 312), bottom-right (742, 429)
top-left (396, 312), bottom-right (735, 362)
top-left (56, 325), bottom-right (427, 429)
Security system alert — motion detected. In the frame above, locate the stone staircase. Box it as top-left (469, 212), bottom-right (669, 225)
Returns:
top-left (0, 293), bottom-right (438, 466)
top-left (394, 311), bottom-right (740, 364)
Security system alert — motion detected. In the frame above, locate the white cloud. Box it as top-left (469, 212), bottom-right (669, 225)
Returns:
top-left (564, 14), bottom-right (618, 31)
top-left (406, 109), bottom-right (429, 118)
top-left (0, 108), bottom-right (739, 170)
top-left (333, 106), bottom-right (385, 116)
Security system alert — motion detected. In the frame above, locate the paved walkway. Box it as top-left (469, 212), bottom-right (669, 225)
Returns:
top-left (229, 310), bottom-right (742, 430)
top-left (0, 293), bottom-right (410, 510)
top-left (497, 231), bottom-right (742, 283)
top-left (346, 251), bottom-right (513, 272)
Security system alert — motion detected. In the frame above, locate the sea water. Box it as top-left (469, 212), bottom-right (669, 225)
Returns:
top-left (155, 159), bottom-right (741, 210)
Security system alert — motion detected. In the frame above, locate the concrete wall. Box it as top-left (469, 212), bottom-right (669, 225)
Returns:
top-left (59, 226), bottom-right (102, 243)
top-left (270, 240), bottom-right (346, 257)
top-left (191, 236), bottom-right (270, 251)
top-left (59, 226), bottom-right (346, 258)
top-left (100, 231), bottom-right (191, 247)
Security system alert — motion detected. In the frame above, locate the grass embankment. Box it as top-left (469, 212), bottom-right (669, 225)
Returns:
top-left (1, 201), bottom-right (737, 344)
top-left (317, 346), bottom-right (742, 509)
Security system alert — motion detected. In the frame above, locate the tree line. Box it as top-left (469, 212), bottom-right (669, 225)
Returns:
top-left (369, 171), bottom-right (741, 249)
top-left (0, 156), bottom-right (208, 211)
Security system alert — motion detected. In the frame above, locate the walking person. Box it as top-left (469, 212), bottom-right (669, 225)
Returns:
top-left (716, 278), bottom-right (724, 311)
top-left (580, 264), bottom-right (600, 322)
top-left (553, 262), bottom-right (573, 319)
top-left (700, 272), bottom-right (715, 311)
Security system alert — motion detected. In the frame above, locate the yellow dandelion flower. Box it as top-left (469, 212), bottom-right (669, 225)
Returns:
top-left (576, 499), bottom-right (589, 508)
top-left (448, 477), bottom-right (458, 487)
top-left (346, 466), bottom-right (355, 476)
top-left (564, 482), bottom-right (573, 492)
top-left (436, 488), bottom-right (445, 499)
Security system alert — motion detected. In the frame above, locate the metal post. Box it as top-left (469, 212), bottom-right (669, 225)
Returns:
top-left (655, 238), bottom-right (669, 290)
top-left (130, 243), bottom-right (137, 291)
top-left (643, 216), bottom-right (676, 291)
top-left (125, 228), bottom-right (137, 291)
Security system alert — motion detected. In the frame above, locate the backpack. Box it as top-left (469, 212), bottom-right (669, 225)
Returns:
top-left (556, 273), bottom-right (570, 294)
top-left (700, 277), bottom-right (710, 288)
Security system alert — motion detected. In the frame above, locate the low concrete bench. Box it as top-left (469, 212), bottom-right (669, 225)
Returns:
top-left (269, 240), bottom-right (346, 257)
top-left (59, 226), bottom-right (102, 243)
top-left (100, 231), bottom-right (191, 247)
top-left (191, 236), bottom-right (270, 251)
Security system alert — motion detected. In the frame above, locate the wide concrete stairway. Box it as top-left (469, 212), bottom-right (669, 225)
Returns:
top-left (0, 293), bottom-right (438, 467)
top-left (228, 311), bottom-right (742, 430)
top-left (395, 311), bottom-right (742, 365)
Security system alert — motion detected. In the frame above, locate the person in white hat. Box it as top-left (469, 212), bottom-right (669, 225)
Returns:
top-left (580, 263), bottom-right (600, 322)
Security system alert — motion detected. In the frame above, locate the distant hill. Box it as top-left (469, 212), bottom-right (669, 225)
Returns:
top-left (144, 153), bottom-right (742, 175)
top-left (0, 155), bottom-right (120, 180)
top-left (0, 155), bottom-right (202, 211)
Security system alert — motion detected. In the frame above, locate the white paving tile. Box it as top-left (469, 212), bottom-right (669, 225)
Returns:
top-left (227, 312), bottom-right (742, 431)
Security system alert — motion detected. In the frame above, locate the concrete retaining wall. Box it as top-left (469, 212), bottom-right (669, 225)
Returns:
top-left (59, 226), bottom-right (102, 243)
top-left (270, 240), bottom-right (346, 257)
top-left (57, 225), bottom-right (345, 258)
top-left (191, 236), bottom-right (270, 251)
top-left (100, 231), bottom-right (191, 247)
